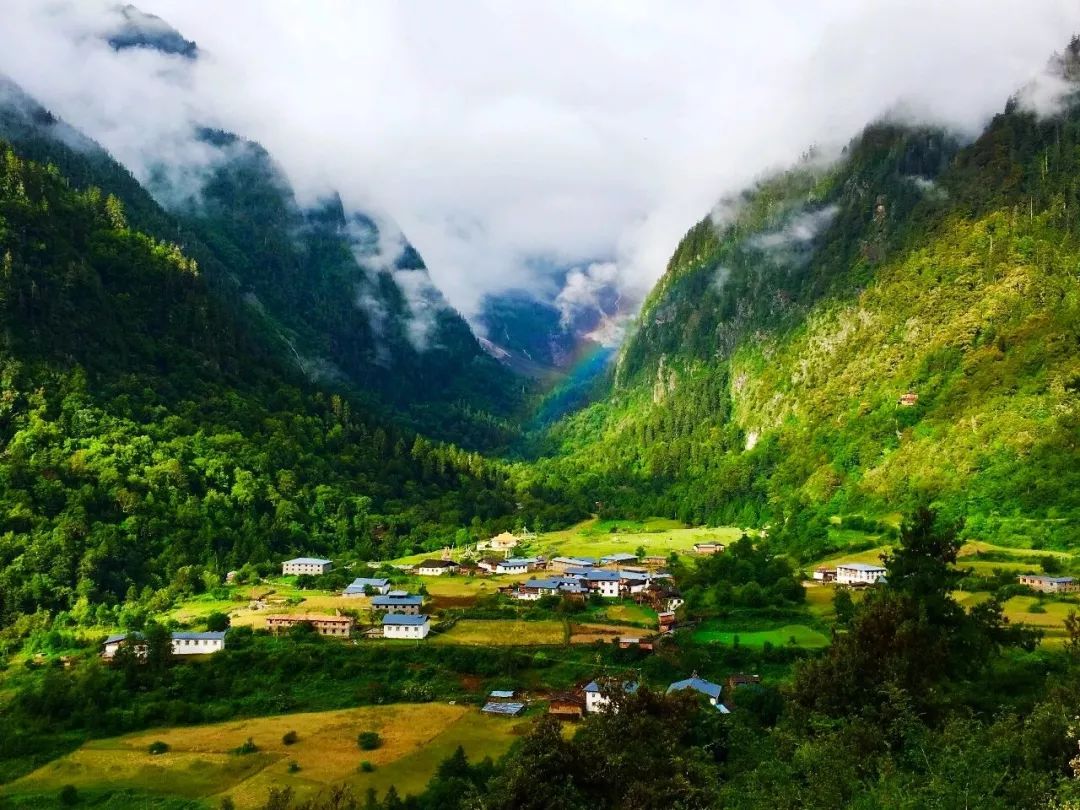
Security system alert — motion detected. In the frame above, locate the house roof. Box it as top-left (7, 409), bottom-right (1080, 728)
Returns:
top-left (418, 559), bottom-right (458, 568)
top-left (171, 631), bottom-right (227, 641)
top-left (584, 680), bottom-right (638, 694)
top-left (565, 566), bottom-right (593, 576)
top-left (553, 556), bottom-right (595, 566)
top-left (104, 633), bottom-right (137, 644)
top-left (587, 570), bottom-right (621, 582)
top-left (383, 613), bottom-right (430, 626)
top-left (482, 701), bottom-right (525, 715)
top-left (388, 589), bottom-right (410, 597)
top-left (601, 552), bottom-right (638, 563)
top-left (837, 562), bottom-right (886, 572)
top-left (1023, 575), bottom-right (1075, 583)
top-left (284, 557), bottom-right (332, 566)
top-left (525, 578), bottom-right (563, 589)
top-left (668, 676), bottom-right (722, 700)
top-left (489, 690), bottom-right (515, 698)
top-left (343, 577), bottom-right (390, 593)
top-left (619, 570), bottom-right (650, 582)
top-left (373, 594), bottom-right (423, 606)
top-left (500, 558), bottom-right (535, 567)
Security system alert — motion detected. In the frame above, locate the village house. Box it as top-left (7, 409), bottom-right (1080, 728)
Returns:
top-left (265, 613), bottom-right (354, 637)
top-left (372, 591), bottom-right (423, 614)
top-left (477, 557), bottom-right (503, 573)
top-left (482, 691), bottom-right (525, 716)
top-left (417, 559), bottom-right (459, 576)
top-left (668, 675), bottom-right (729, 712)
top-left (658, 611), bottom-right (677, 632)
top-left (382, 613), bottom-right (430, 639)
top-left (898, 392), bottom-right (919, 407)
top-left (478, 531), bottom-right (519, 552)
top-left (586, 569), bottom-right (622, 598)
top-left (693, 542), bottom-right (725, 555)
top-left (665, 594), bottom-right (685, 612)
top-left (550, 556), bottom-right (596, 573)
top-left (600, 552), bottom-right (638, 567)
top-left (618, 635), bottom-right (655, 651)
top-left (102, 631), bottom-right (227, 658)
top-left (619, 570), bottom-right (650, 595)
top-left (643, 555), bottom-right (669, 569)
top-left (496, 557), bottom-right (538, 575)
top-left (548, 692), bottom-right (586, 721)
top-left (282, 557), bottom-right (333, 576)
top-left (342, 577), bottom-right (391, 596)
top-left (724, 673), bottom-right (762, 707)
top-left (835, 562), bottom-right (887, 586)
top-left (812, 567), bottom-right (837, 582)
top-left (583, 680), bottom-right (638, 714)
top-left (1018, 574), bottom-right (1079, 594)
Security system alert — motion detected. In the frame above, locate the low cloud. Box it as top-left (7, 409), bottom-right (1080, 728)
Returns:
top-left (750, 205), bottom-right (839, 254)
top-left (1, 0), bottom-right (1078, 329)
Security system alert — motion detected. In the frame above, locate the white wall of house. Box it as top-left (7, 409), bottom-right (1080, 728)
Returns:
top-left (283, 561), bottom-right (332, 576)
top-left (171, 637), bottom-right (225, 655)
top-left (594, 580), bottom-right (620, 598)
top-left (384, 621), bottom-right (430, 639)
top-left (836, 565), bottom-right (886, 585)
top-left (585, 690), bottom-right (610, 713)
top-left (418, 566), bottom-right (450, 576)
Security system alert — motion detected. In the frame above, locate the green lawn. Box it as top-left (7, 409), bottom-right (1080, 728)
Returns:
top-left (432, 619), bottom-right (567, 646)
top-left (692, 622), bottom-right (829, 649)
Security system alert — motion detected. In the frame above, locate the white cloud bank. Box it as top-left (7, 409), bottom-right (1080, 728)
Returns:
top-left (1, 0), bottom-right (1078, 323)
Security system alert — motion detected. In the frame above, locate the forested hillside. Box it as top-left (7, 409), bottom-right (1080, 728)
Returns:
top-left (531, 53), bottom-right (1080, 554)
top-left (0, 143), bottom-right (572, 627)
top-left (0, 76), bottom-right (523, 451)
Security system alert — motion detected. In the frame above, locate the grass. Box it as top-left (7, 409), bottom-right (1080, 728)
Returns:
top-left (691, 622), bottom-right (829, 649)
top-left (432, 619), bottom-right (566, 646)
top-left (2, 704), bottom-right (523, 809)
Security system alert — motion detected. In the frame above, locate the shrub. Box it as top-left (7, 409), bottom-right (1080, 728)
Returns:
top-left (1029, 602), bottom-right (1047, 614)
top-left (359, 760), bottom-right (375, 772)
top-left (205, 612), bottom-right (230, 632)
top-left (357, 731), bottom-right (382, 751)
top-left (282, 730), bottom-right (298, 745)
top-left (148, 740), bottom-right (170, 755)
top-left (59, 784), bottom-right (79, 805)
top-left (232, 737), bottom-right (258, 755)
top-left (287, 760), bottom-right (300, 773)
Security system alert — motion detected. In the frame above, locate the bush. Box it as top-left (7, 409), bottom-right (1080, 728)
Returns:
top-left (232, 737), bottom-right (258, 755)
top-left (205, 612), bottom-right (230, 632)
top-left (59, 784), bottom-right (79, 805)
top-left (287, 760), bottom-right (300, 773)
top-left (359, 760), bottom-right (375, 772)
top-left (357, 731), bottom-right (382, 751)
top-left (148, 740), bottom-right (170, 755)
top-left (282, 730), bottom-right (298, 745)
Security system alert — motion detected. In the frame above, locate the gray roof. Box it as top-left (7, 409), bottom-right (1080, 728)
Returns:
top-left (171, 631), bottom-right (227, 641)
top-left (490, 689), bottom-right (516, 698)
top-left (482, 701), bottom-right (525, 715)
top-left (587, 570), bottom-right (621, 582)
top-left (104, 633), bottom-right (135, 644)
top-left (601, 552), bottom-right (638, 563)
top-left (1022, 575), bottom-right (1075, 583)
top-left (284, 557), bottom-right (332, 565)
top-left (372, 594), bottom-right (422, 606)
top-left (837, 562), bottom-right (886, 572)
top-left (500, 557), bottom-right (537, 567)
top-left (418, 559), bottom-right (458, 568)
top-left (525, 578), bottom-right (563, 589)
top-left (619, 570), bottom-right (650, 581)
top-left (668, 676), bottom-right (722, 700)
top-left (584, 680), bottom-right (638, 694)
top-left (553, 556), bottom-right (595, 566)
top-left (383, 613), bottom-right (430, 626)
top-left (344, 577), bottom-right (390, 593)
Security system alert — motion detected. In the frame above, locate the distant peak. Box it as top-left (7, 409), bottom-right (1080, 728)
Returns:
top-left (106, 5), bottom-right (198, 60)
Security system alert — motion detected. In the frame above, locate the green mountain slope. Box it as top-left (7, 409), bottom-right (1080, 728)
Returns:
top-left (0, 77), bottom-right (522, 450)
top-left (534, 65), bottom-right (1080, 551)
top-left (0, 143), bottom-right (570, 624)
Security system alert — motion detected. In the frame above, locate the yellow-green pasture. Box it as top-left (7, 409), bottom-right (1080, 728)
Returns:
top-left (3, 704), bottom-right (524, 809)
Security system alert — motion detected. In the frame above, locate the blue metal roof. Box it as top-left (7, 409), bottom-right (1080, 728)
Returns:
top-left (372, 594), bottom-right (422, 606)
top-left (838, 562), bottom-right (886, 571)
top-left (171, 631), bottom-right (226, 641)
top-left (482, 701), bottom-right (525, 715)
top-left (500, 558), bottom-right (534, 567)
top-left (383, 614), bottom-right (429, 626)
top-left (668, 677), bottom-right (722, 700)
top-left (525, 578), bottom-right (562, 589)
top-left (284, 557), bottom-right (331, 565)
top-left (344, 577), bottom-right (390, 593)
top-left (584, 680), bottom-right (638, 694)
top-left (601, 553), bottom-right (638, 563)
top-left (587, 570), bottom-right (620, 581)
top-left (489, 690), bottom-right (515, 698)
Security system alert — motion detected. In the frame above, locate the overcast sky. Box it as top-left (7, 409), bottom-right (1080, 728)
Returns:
top-left (2, 1), bottom-right (1078, 325)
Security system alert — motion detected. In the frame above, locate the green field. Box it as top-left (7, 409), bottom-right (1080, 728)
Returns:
top-left (2, 704), bottom-right (523, 809)
top-left (691, 622), bottom-right (830, 649)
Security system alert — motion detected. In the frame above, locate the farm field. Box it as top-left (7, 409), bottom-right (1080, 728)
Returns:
top-left (432, 619), bottom-right (567, 646)
top-left (691, 621), bottom-right (830, 649)
top-left (3, 704), bottom-right (523, 809)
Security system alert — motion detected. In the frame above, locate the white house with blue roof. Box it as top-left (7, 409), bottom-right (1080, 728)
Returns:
top-left (586, 569), bottom-right (622, 597)
top-left (382, 613), bottom-right (430, 639)
top-left (282, 557), bottom-right (333, 576)
top-left (668, 675), bottom-right (729, 712)
top-left (102, 631), bottom-right (226, 658)
top-left (583, 679), bottom-right (638, 713)
top-left (496, 557), bottom-right (538, 575)
top-left (343, 577), bottom-right (391, 596)
top-left (835, 562), bottom-right (887, 586)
